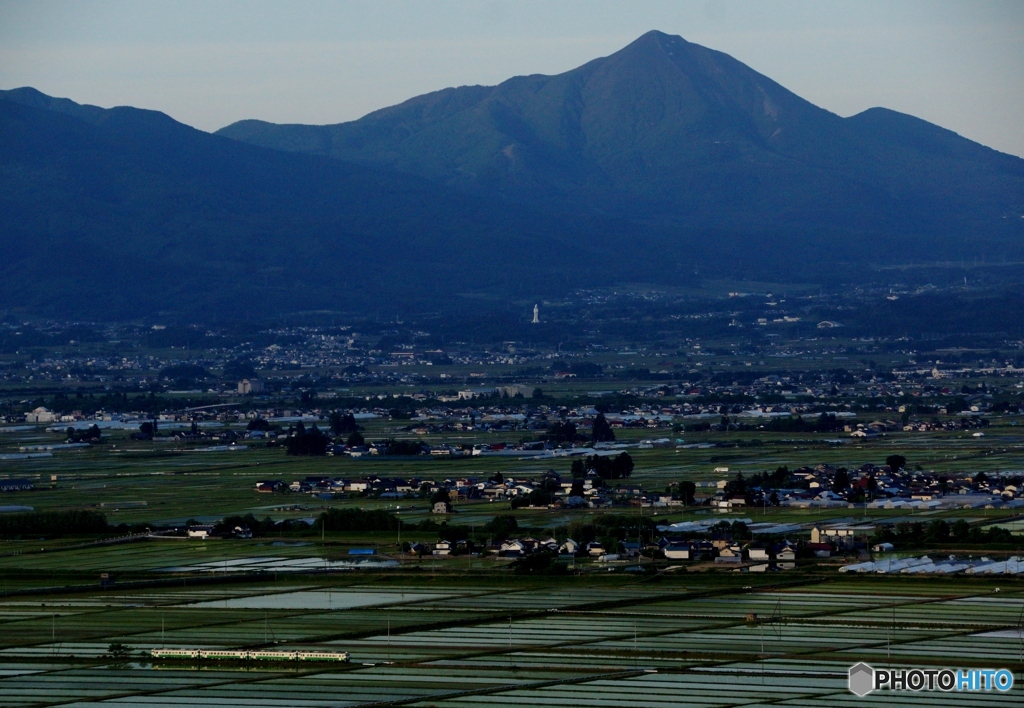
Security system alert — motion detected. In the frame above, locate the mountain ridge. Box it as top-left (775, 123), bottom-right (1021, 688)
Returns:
top-left (217, 30), bottom-right (1024, 236)
top-left (1, 31), bottom-right (1022, 321)
top-left (0, 93), bottom-right (676, 320)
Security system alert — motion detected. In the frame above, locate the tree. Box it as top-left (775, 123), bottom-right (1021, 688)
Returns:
top-left (0, 509), bottom-right (109, 538)
top-left (430, 488), bottom-right (451, 506)
top-left (730, 520), bottom-right (751, 540)
top-left (285, 422), bottom-right (329, 456)
top-left (886, 454), bottom-right (907, 473)
top-left (328, 411), bottom-right (360, 436)
top-left (511, 489), bottom-right (554, 509)
top-left (313, 507), bottom-right (399, 534)
top-left (482, 514), bottom-right (518, 542)
top-left (832, 468), bottom-right (849, 492)
top-left (511, 550), bottom-right (562, 575)
top-left (540, 473), bottom-right (561, 493)
top-left (591, 412), bottom-right (615, 443)
top-left (678, 481), bottom-right (696, 505)
top-left (570, 459), bottom-right (585, 479)
top-left (223, 358), bottom-right (256, 380)
top-left (387, 439), bottom-right (425, 456)
top-left (106, 643), bottom-right (131, 659)
top-left (547, 420), bottom-right (578, 443)
top-left (925, 519), bottom-right (950, 542)
top-left (247, 418), bottom-right (271, 432)
top-left (346, 431), bottom-right (365, 447)
top-left (611, 452), bottom-right (634, 478)
top-left (724, 472), bottom-right (747, 496)
top-left (770, 466), bottom-right (789, 486)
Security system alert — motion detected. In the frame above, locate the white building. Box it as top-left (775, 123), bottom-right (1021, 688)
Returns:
top-left (25, 407), bottom-right (57, 423)
top-left (237, 379), bottom-right (264, 394)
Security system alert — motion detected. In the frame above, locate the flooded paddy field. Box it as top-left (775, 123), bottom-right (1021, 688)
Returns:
top-left (0, 564), bottom-right (1021, 707)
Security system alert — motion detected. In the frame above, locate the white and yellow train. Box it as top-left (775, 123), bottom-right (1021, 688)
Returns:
top-left (149, 648), bottom-right (349, 662)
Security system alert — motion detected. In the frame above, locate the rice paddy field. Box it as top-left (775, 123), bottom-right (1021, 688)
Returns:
top-left (0, 562), bottom-right (1022, 707)
top-left (3, 399), bottom-right (1024, 704)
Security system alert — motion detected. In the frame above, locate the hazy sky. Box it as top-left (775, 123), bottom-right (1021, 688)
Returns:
top-left (2, 0), bottom-right (1022, 156)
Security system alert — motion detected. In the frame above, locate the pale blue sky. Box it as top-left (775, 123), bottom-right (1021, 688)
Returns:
top-left (1, 0), bottom-right (1022, 156)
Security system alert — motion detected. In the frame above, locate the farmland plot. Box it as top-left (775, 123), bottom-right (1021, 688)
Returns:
top-left (0, 576), bottom-right (1021, 706)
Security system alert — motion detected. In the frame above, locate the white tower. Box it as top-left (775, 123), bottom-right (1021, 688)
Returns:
top-left (532, 304), bottom-right (539, 324)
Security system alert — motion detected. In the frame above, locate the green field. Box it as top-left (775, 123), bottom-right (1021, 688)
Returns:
top-left (3, 415), bottom-right (1024, 529)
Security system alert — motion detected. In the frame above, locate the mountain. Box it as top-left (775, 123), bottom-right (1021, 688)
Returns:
top-left (0, 89), bottom-right (664, 320)
top-left (2, 31), bottom-right (1023, 322)
top-left (220, 31), bottom-right (1024, 246)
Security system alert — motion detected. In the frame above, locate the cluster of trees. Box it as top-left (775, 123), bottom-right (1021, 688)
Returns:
top-left (65, 424), bottom-right (103, 444)
top-left (250, 414), bottom-right (366, 449)
top-left (285, 422), bottom-right (330, 456)
top-left (570, 452), bottom-right (634, 481)
top-left (680, 413), bottom-right (845, 434)
top-left (136, 420), bottom-right (159, 440)
top-left (34, 390), bottom-right (215, 417)
top-left (481, 514), bottom-right (519, 541)
top-left (749, 466), bottom-right (791, 490)
top-left (676, 480), bottom-right (697, 505)
top-left (212, 513), bottom-right (278, 537)
top-left (385, 439), bottom-right (427, 456)
top-left (0, 510), bottom-right (109, 538)
top-left (327, 411), bottom-right (361, 436)
top-left (550, 361), bottom-right (603, 377)
top-left (709, 519), bottom-right (752, 541)
top-left (758, 412), bottom-right (845, 433)
top-left (543, 412), bottom-right (615, 444)
top-left (871, 519), bottom-right (1016, 548)
top-left (158, 363), bottom-right (210, 386)
top-left (311, 507), bottom-right (401, 534)
top-left (511, 489), bottom-right (555, 509)
top-left (545, 420), bottom-right (581, 443)
top-left (591, 413), bottom-right (615, 442)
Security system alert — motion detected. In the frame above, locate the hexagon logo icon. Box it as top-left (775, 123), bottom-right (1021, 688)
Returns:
top-left (849, 662), bottom-right (875, 696)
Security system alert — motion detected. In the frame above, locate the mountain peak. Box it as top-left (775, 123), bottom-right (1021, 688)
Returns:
top-left (214, 32), bottom-right (1022, 233)
top-left (0, 86), bottom-right (107, 124)
top-left (596, 30), bottom-right (700, 72)
top-left (628, 29), bottom-right (690, 49)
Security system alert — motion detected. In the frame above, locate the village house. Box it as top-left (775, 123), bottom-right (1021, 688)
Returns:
top-left (558, 539), bottom-right (579, 556)
top-left (663, 541), bottom-right (692, 560)
top-left (715, 543), bottom-right (745, 564)
top-left (747, 543), bottom-right (771, 562)
top-left (187, 525), bottom-right (215, 539)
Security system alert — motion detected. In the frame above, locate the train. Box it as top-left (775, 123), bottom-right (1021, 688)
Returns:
top-left (149, 648), bottom-right (350, 662)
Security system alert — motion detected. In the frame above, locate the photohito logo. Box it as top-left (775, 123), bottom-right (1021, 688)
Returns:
top-left (848, 663), bottom-right (1014, 696)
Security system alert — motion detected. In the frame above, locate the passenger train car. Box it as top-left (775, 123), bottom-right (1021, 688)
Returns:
top-left (149, 648), bottom-right (349, 662)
